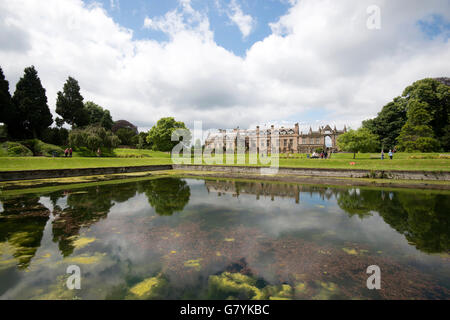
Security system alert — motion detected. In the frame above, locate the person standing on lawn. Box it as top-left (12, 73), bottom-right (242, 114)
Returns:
top-left (389, 150), bottom-right (393, 160)
top-left (381, 150), bottom-right (385, 160)
top-left (69, 148), bottom-right (73, 157)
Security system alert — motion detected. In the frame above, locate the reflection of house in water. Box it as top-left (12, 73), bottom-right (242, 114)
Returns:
top-left (205, 180), bottom-right (342, 204)
top-left (205, 180), bottom-right (304, 203)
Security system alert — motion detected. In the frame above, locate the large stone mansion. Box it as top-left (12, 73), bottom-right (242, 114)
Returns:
top-left (205, 124), bottom-right (347, 154)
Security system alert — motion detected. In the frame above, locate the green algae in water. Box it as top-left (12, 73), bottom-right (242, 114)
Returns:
top-left (72, 237), bottom-right (96, 250)
top-left (127, 274), bottom-right (168, 300)
top-left (342, 248), bottom-right (358, 255)
top-left (208, 272), bottom-right (264, 300)
top-left (62, 252), bottom-right (105, 265)
top-left (313, 282), bottom-right (339, 300)
top-left (184, 259), bottom-right (203, 271)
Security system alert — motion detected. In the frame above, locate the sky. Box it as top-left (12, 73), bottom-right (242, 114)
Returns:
top-left (0, 0), bottom-right (449, 133)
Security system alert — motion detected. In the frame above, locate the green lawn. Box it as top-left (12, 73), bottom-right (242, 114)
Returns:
top-left (0, 151), bottom-right (449, 172)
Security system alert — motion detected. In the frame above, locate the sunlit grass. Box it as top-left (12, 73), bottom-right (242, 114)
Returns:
top-left (0, 150), bottom-right (448, 172)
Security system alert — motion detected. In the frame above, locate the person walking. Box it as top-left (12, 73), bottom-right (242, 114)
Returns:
top-left (381, 150), bottom-right (385, 160)
top-left (64, 148), bottom-right (68, 157)
top-left (389, 150), bottom-right (393, 160)
top-left (69, 148), bottom-right (73, 158)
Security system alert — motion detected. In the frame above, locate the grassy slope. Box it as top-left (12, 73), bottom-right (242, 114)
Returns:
top-left (0, 151), bottom-right (448, 172)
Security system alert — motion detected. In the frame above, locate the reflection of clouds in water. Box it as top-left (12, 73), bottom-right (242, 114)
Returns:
top-left (109, 193), bottom-right (153, 218)
top-left (56, 195), bottom-right (68, 210)
top-left (39, 197), bottom-right (53, 212)
top-left (185, 181), bottom-right (442, 263)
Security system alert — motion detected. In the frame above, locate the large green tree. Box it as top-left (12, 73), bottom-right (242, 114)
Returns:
top-left (337, 128), bottom-right (379, 159)
top-left (69, 125), bottom-right (120, 154)
top-left (116, 127), bottom-right (138, 146)
top-left (56, 77), bottom-right (89, 128)
top-left (146, 117), bottom-right (191, 152)
top-left (11, 66), bottom-right (53, 139)
top-left (402, 78), bottom-right (449, 151)
top-left (84, 101), bottom-right (114, 130)
top-left (397, 99), bottom-right (440, 152)
top-left (362, 97), bottom-right (407, 150)
top-left (363, 78), bottom-right (449, 151)
top-left (0, 67), bottom-right (13, 126)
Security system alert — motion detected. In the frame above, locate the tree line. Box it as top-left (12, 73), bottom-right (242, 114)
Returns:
top-left (338, 78), bottom-right (450, 156)
top-left (0, 65), bottom-right (191, 155)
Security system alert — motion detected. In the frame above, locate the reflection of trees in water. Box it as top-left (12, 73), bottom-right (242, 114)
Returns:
top-left (52, 182), bottom-right (141, 257)
top-left (144, 178), bottom-right (191, 216)
top-left (0, 196), bottom-right (50, 269)
top-left (51, 178), bottom-right (190, 256)
top-left (206, 179), bottom-right (449, 254)
top-left (336, 189), bottom-right (450, 254)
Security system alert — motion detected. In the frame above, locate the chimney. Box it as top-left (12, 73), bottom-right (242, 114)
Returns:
top-left (294, 123), bottom-right (299, 134)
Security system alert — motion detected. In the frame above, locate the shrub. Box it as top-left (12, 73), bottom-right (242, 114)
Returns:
top-left (21, 139), bottom-right (64, 157)
top-left (69, 126), bottom-right (120, 155)
top-left (5, 142), bottom-right (33, 157)
top-left (41, 127), bottom-right (69, 146)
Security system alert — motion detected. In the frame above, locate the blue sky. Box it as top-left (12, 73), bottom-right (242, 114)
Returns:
top-left (85, 0), bottom-right (291, 56)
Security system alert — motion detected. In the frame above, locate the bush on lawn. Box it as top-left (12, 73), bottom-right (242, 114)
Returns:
top-left (21, 139), bottom-right (65, 157)
top-left (2, 142), bottom-right (33, 157)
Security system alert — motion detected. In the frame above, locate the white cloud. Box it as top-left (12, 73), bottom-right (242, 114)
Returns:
top-left (0, 0), bottom-right (449, 133)
top-left (227, 0), bottom-right (255, 39)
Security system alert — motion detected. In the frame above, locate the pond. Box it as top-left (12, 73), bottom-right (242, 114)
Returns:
top-left (0, 177), bottom-right (449, 300)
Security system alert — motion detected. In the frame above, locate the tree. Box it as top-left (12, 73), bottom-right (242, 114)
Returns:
top-left (401, 78), bottom-right (449, 151)
top-left (112, 120), bottom-right (138, 134)
top-left (146, 117), bottom-right (191, 152)
top-left (0, 67), bottom-right (13, 126)
top-left (11, 66), bottom-right (53, 138)
top-left (137, 132), bottom-right (152, 149)
top-left (41, 127), bottom-right (69, 146)
top-left (56, 77), bottom-right (89, 128)
top-left (69, 125), bottom-right (120, 154)
top-left (363, 78), bottom-right (449, 152)
top-left (362, 97), bottom-right (407, 150)
top-left (116, 127), bottom-right (137, 146)
top-left (84, 101), bottom-right (114, 130)
top-left (397, 99), bottom-right (440, 152)
top-left (337, 128), bottom-right (379, 159)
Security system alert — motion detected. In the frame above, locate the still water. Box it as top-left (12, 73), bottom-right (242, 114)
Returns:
top-left (0, 177), bottom-right (449, 300)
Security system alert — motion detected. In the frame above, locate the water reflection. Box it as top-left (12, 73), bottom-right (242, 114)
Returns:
top-left (145, 178), bottom-right (191, 216)
top-left (205, 180), bottom-right (450, 254)
top-left (0, 177), bottom-right (448, 300)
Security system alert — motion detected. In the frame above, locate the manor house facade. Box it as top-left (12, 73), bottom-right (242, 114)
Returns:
top-left (205, 124), bottom-right (347, 154)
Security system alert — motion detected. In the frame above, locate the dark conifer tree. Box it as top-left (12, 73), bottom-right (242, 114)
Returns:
top-left (11, 66), bottom-right (53, 139)
top-left (0, 67), bottom-right (13, 126)
top-left (56, 77), bottom-right (89, 128)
